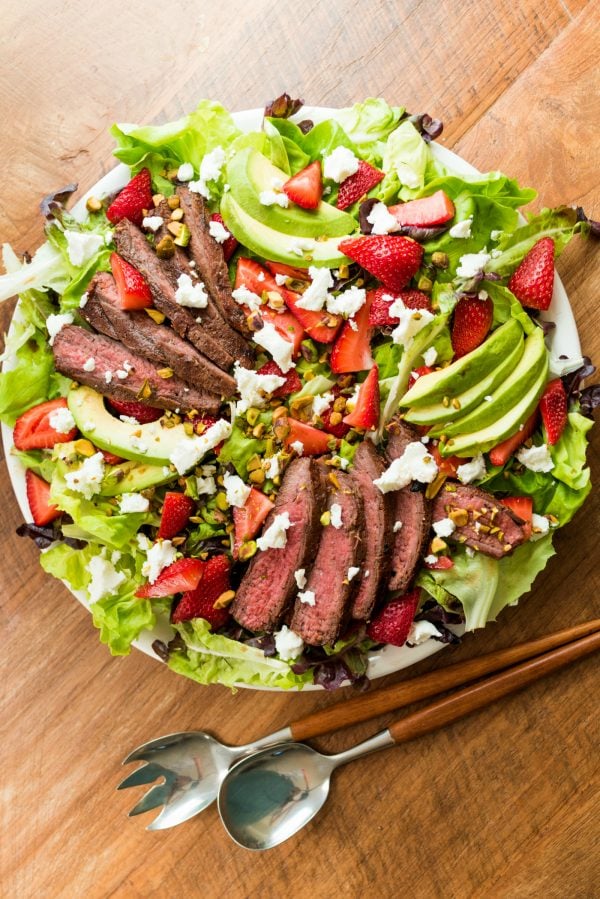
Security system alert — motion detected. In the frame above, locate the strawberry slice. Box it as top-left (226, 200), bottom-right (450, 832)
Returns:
top-left (233, 488), bottom-right (274, 558)
top-left (488, 409), bottom-right (539, 467)
top-left (501, 496), bottom-right (533, 539)
top-left (424, 556), bottom-right (454, 570)
top-left (366, 589), bottom-right (421, 646)
top-left (368, 286), bottom-right (432, 327)
top-left (13, 398), bottom-right (78, 451)
top-left (336, 160), bottom-right (385, 210)
top-left (430, 443), bottom-right (462, 478)
top-left (388, 190), bottom-right (455, 227)
top-left (111, 253), bottom-right (153, 310)
top-left (343, 365), bottom-right (380, 430)
top-left (283, 160), bottom-right (323, 210)
top-left (508, 237), bottom-right (555, 311)
top-left (210, 212), bottom-right (238, 262)
top-left (258, 361), bottom-right (302, 396)
top-left (408, 365), bottom-right (434, 390)
top-left (107, 398), bottom-right (163, 424)
top-left (171, 555), bottom-right (231, 627)
top-left (330, 290), bottom-right (374, 374)
top-left (157, 492), bottom-right (196, 540)
top-left (106, 168), bottom-right (153, 227)
top-left (136, 557), bottom-right (203, 599)
top-left (25, 470), bottom-right (61, 526)
top-left (284, 290), bottom-right (342, 344)
top-left (320, 385), bottom-right (351, 438)
top-left (338, 235), bottom-right (423, 292)
top-left (100, 449), bottom-right (125, 465)
top-left (234, 258), bottom-right (304, 354)
top-left (539, 378), bottom-right (568, 445)
top-left (451, 294), bottom-right (493, 359)
top-left (284, 418), bottom-right (336, 455)
top-left (264, 261), bottom-right (310, 282)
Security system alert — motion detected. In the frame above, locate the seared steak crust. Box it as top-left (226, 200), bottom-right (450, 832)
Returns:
top-left (432, 482), bottom-right (528, 558)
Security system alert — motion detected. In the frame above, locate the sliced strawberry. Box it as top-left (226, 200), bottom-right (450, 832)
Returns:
top-left (283, 160), bottom-right (323, 210)
top-left (430, 443), bottom-right (462, 478)
top-left (136, 557), bottom-right (203, 599)
top-left (111, 253), bottom-right (153, 310)
top-left (233, 488), bottom-right (274, 558)
top-left (106, 168), bottom-right (153, 227)
top-left (171, 555), bottom-right (231, 627)
top-left (284, 290), bottom-right (342, 344)
top-left (508, 237), bottom-right (555, 311)
top-left (539, 378), bottom-right (568, 445)
top-left (264, 261), bottom-right (311, 282)
top-left (284, 418), bottom-right (336, 455)
top-left (210, 212), bottom-right (238, 262)
top-left (366, 589), bottom-right (421, 646)
top-left (260, 306), bottom-right (305, 356)
top-left (343, 365), bottom-right (380, 430)
top-left (320, 385), bottom-right (351, 438)
top-left (501, 496), bottom-right (533, 540)
top-left (100, 449), bottom-right (125, 465)
top-left (408, 365), bottom-right (435, 390)
top-left (336, 160), bottom-right (385, 211)
top-left (368, 286), bottom-right (432, 327)
top-left (424, 556), bottom-right (454, 570)
top-left (157, 492), bottom-right (196, 540)
top-left (107, 398), bottom-right (163, 424)
top-left (388, 190), bottom-right (455, 228)
top-left (338, 234), bottom-right (424, 292)
top-left (488, 409), bottom-right (539, 468)
top-left (258, 361), bottom-right (302, 396)
top-left (13, 398), bottom-right (77, 451)
top-left (234, 258), bottom-right (304, 354)
top-left (25, 470), bottom-right (60, 526)
top-left (451, 294), bottom-right (493, 359)
top-left (330, 290), bottom-right (374, 374)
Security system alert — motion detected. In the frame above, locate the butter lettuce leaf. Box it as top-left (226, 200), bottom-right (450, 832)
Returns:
top-left (382, 120), bottom-right (431, 195)
top-left (549, 412), bottom-right (593, 491)
top-left (334, 98), bottom-right (405, 163)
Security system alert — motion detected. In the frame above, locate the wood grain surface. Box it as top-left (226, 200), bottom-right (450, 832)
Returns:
top-left (1, 2), bottom-right (598, 896)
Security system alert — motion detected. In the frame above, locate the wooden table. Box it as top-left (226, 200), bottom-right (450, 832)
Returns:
top-left (2, 2), bottom-right (598, 896)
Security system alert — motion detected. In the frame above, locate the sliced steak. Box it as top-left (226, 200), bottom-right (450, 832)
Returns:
top-left (349, 441), bottom-right (394, 620)
top-left (432, 482), bottom-right (528, 559)
top-left (52, 325), bottom-right (220, 415)
top-left (83, 273), bottom-right (236, 397)
top-left (290, 470), bottom-right (365, 646)
top-left (231, 459), bottom-right (326, 633)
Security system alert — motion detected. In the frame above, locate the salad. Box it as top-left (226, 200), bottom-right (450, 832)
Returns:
top-left (0, 94), bottom-right (597, 691)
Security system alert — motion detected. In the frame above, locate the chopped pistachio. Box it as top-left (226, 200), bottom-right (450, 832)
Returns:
top-left (157, 367), bottom-right (174, 379)
top-left (417, 276), bottom-right (433, 292)
top-left (246, 407), bottom-right (260, 426)
top-left (239, 541), bottom-right (257, 561)
top-left (431, 251), bottom-right (449, 269)
top-left (252, 422), bottom-right (265, 438)
top-left (174, 223), bottom-right (191, 247)
top-left (73, 438), bottom-right (96, 457)
top-left (85, 196), bottom-right (103, 213)
top-left (156, 235), bottom-right (175, 259)
top-left (246, 454), bottom-right (262, 472)
top-left (167, 195), bottom-right (180, 210)
top-left (213, 590), bottom-right (236, 609)
top-left (152, 193), bottom-right (165, 206)
top-left (448, 508), bottom-right (469, 527)
top-left (170, 207), bottom-right (184, 222)
top-left (430, 536), bottom-right (447, 553)
top-left (320, 510), bottom-right (331, 526)
top-left (249, 468), bottom-right (265, 485)
top-left (215, 492), bottom-right (229, 512)
top-left (145, 308), bottom-right (166, 324)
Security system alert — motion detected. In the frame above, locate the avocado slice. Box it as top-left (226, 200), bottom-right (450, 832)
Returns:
top-left (227, 148), bottom-right (356, 238)
top-left (100, 460), bottom-right (177, 497)
top-left (221, 193), bottom-right (351, 268)
top-left (399, 319), bottom-right (523, 408)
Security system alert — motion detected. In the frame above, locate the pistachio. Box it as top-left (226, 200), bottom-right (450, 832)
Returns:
top-left (290, 395), bottom-right (313, 413)
top-left (246, 454), bottom-right (262, 472)
top-left (425, 472), bottom-right (447, 499)
top-left (155, 235), bottom-right (175, 259)
top-left (264, 438), bottom-right (275, 457)
top-left (174, 224), bottom-right (191, 247)
top-left (74, 438), bottom-right (96, 457)
top-left (246, 311), bottom-right (264, 332)
top-left (215, 492), bottom-right (229, 512)
top-left (144, 308), bottom-right (166, 324)
top-left (328, 471), bottom-right (341, 490)
top-left (442, 396), bottom-right (450, 408)
top-left (136, 379), bottom-right (153, 400)
top-left (417, 276), bottom-right (433, 292)
top-left (171, 536), bottom-right (187, 547)
top-left (503, 544), bottom-right (513, 553)
top-left (320, 510), bottom-right (331, 526)
top-left (183, 421), bottom-right (194, 437)
top-left (246, 407), bottom-right (260, 426)
top-left (337, 264), bottom-right (350, 279)
top-left (170, 207), bottom-right (184, 222)
top-left (477, 524), bottom-right (491, 535)
top-left (167, 195), bottom-right (180, 209)
top-left (329, 411), bottom-right (343, 426)
top-left (274, 423), bottom-right (290, 442)
top-left (451, 398), bottom-right (461, 410)
top-left (157, 367), bottom-right (174, 379)
top-left (333, 397), bottom-right (347, 412)
top-left (272, 406), bottom-right (288, 422)
top-left (85, 196), bottom-right (103, 213)
top-left (430, 536), bottom-right (447, 553)
top-left (304, 370), bottom-right (315, 381)
top-left (448, 508), bottom-right (469, 527)
top-left (213, 589), bottom-right (236, 610)
top-left (249, 468), bottom-right (265, 485)
top-left (252, 422), bottom-right (265, 438)
top-left (238, 541), bottom-right (257, 562)
top-left (167, 221), bottom-right (183, 237)
top-left (152, 193), bottom-right (165, 206)
top-left (431, 251), bottom-right (449, 269)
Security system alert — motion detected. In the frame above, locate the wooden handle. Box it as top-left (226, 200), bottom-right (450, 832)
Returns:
top-left (289, 619), bottom-right (600, 742)
top-left (387, 629), bottom-right (600, 744)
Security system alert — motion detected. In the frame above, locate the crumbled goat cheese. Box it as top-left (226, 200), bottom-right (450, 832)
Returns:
top-left (433, 517), bottom-right (456, 538)
top-left (424, 554), bottom-right (438, 565)
top-left (290, 440), bottom-right (304, 455)
top-left (79, 292), bottom-right (89, 308)
top-left (456, 453), bottom-right (487, 484)
top-left (366, 202), bottom-right (398, 235)
top-left (422, 346), bottom-right (438, 367)
top-left (312, 392), bottom-right (334, 418)
top-left (478, 289), bottom-right (488, 300)
top-left (448, 216), bottom-right (473, 239)
top-left (295, 266), bottom-right (334, 311)
top-left (298, 590), bottom-right (316, 606)
top-left (531, 513), bottom-right (550, 540)
top-left (323, 146), bottom-right (360, 183)
top-left (64, 452), bottom-right (105, 499)
top-left (169, 419), bottom-right (232, 475)
top-left (233, 361), bottom-right (286, 412)
top-left (223, 472), bottom-right (251, 508)
top-left (327, 286), bottom-right (366, 317)
top-left (329, 503), bottom-right (343, 529)
top-left (119, 493), bottom-right (150, 514)
top-left (48, 406), bottom-right (75, 434)
top-left (393, 520), bottom-right (403, 532)
top-left (177, 162), bottom-right (194, 181)
top-left (374, 442), bottom-right (439, 493)
top-left (175, 273), bottom-right (209, 308)
top-left (490, 229), bottom-right (503, 241)
top-left (252, 322), bottom-right (294, 373)
top-left (259, 190), bottom-right (289, 208)
top-left (137, 533), bottom-right (152, 552)
top-left (264, 454), bottom-right (280, 480)
top-left (257, 512), bottom-right (292, 551)
top-left (104, 371), bottom-right (113, 384)
top-left (347, 566), bottom-right (360, 581)
top-left (516, 443), bottom-right (554, 473)
top-left (456, 251), bottom-right (491, 279)
top-left (46, 313), bottom-right (74, 346)
top-left (64, 231), bottom-right (105, 267)
top-left (115, 369), bottom-right (129, 380)
top-left (129, 436), bottom-right (148, 454)
top-left (87, 552), bottom-right (126, 603)
top-left (274, 625), bottom-right (304, 660)
top-left (407, 620), bottom-right (443, 645)
top-left (274, 273), bottom-right (288, 286)
top-left (232, 284), bottom-right (262, 311)
top-left (331, 454), bottom-right (350, 470)
top-left (119, 415), bottom-right (139, 425)
top-left (200, 146), bottom-right (226, 182)
top-left (142, 540), bottom-right (177, 584)
top-left (348, 318), bottom-right (358, 331)
top-left (196, 475), bottom-right (217, 495)
top-left (294, 568), bottom-right (307, 589)
top-left (208, 219), bottom-right (231, 243)
top-left (82, 357), bottom-right (96, 372)
top-left (288, 237), bottom-right (316, 257)
top-left (142, 216), bottom-right (164, 232)
top-left (388, 296), bottom-right (435, 348)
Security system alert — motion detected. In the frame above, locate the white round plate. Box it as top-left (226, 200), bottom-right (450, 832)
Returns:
top-left (1, 106), bottom-right (583, 690)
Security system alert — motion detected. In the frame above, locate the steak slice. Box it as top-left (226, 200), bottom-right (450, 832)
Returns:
top-left (231, 458), bottom-right (326, 633)
top-left (432, 482), bottom-right (528, 559)
top-left (290, 470), bottom-right (365, 646)
top-left (52, 325), bottom-right (220, 415)
top-left (349, 441), bottom-right (394, 620)
top-left (83, 273), bottom-right (236, 397)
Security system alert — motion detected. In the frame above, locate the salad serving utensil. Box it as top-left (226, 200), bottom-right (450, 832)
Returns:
top-left (119, 619), bottom-right (600, 830)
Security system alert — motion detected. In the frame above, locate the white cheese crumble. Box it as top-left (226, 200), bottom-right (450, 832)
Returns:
top-left (119, 493), bottom-right (150, 514)
top-left (312, 392), bottom-right (334, 418)
top-left (347, 566), bottom-right (360, 581)
top-left (177, 162), bottom-right (194, 181)
top-left (366, 202), bottom-right (398, 235)
top-left (490, 229), bottom-right (503, 241)
top-left (119, 415), bottom-right (138, 425)
top-left (259, 190), bottom-right (289, 208)
top-left (87, 553), bottom-right (126, 603)
top-left (290, 440), bottom-right (304, 456)
top-left (175, 273), bottom-right (209, 308)
top-left (433, 517), bottom-right (456, 538)
top-left (298, 590), bottom-right (316, 606)
top-left (252, 322), bottom-right (294, 373)
top-left (456, 251), bottom-right (491, 279)
top-left (448, 216), bottom-right (473, 239)
top-left (82, 356), bottom-right (96, 372)
top-left (329, 502), bottom-right (343, 529)
top-left (288, 237), bottom-right (316, 257)
top-left (422, 346), bottom-right (438, 367)
top-left (323, 146), bottom-right (360, 183)
top-left (374, 442), bottom-right (439, 493)
top-left (531, 513), bottom-right (550, 540)
top-left (48, 406), bottom-right (75, 434)
top-left (274, 273), bottom-right (288, 286)
top-left (115, 368), bottom-right (129, 380)
top-left (208, 219), bottom-right (231, 244)
top-left (264, 454), bottom-right (280, 480)
top-left (327, 286), bottom-right (366, 317)
top-left (257, 512), bottom-right (293, 551)
top-left (104, 371), bottom-right (113, 385)
top-left (142, 216), bottom-right (164, 232)
top-left (331, 454), bottom-right (349, 470)
top-left (233, 364), bottom-right (286, 413)
top-left (424, 554), bottom-right (438, 565)
top-left (196, 474), bottom-right (217, 495)
top-left (388, 296), bottom-right (435, 348)
top-left (232, 284), bottom-right (262, 311)
top-left (46, 313), bottom-right (74, 346)
top-left (407, 620), bottom-right (443, 646)
top-left (295, 265), bottom-right (334, 311)
top-left (274, 625), bottom-right (304, 661)
top-left (516, 443), bottom-right (554, 473)
top-left (223, 472), bottom-right (251, 508)
top-left (187, 146), bottom-right (227, 198)
top-left (456, 453), bottom-right (487, 484)
top-left (141, 540), bottom-right (177, 584)
top-left (79, 292), bottom-right (89, 308)
top-left (64, 451), bottom-right (105, 499)
top-left (168, 418), bottom-right (232, 475)
top-left (64, 231), bottom-right (105, 267)
top-left (294, 568), bottom-right (307, 589)
top-left (393, 520), bottom-right (403, 533)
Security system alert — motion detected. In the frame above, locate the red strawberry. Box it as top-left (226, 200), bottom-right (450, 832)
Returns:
top-left (100, 449), bottom-right (125, 465)
top-left (368, 286), bottom-right (432, 327)
top-left (343, 365), bottom-right (380, 430)
top-left (284, 290), bottom-right (342, 344)
top-left (283, 161), bottom-right (323, 210)
top-left (338, 235), bottom-right (423, 292)
top-left (157, 492), bottom-right (196, 539)
top-left (500, 496), bottom-right (533, 540)
top-left (25, 470), bottom-right (60, 526)
top-left (264, 261), bottom-right (310, 282)
top-left (258, 361), bottom-right (302, 396)
top-left (508, 237), bottom-right (555, 311)
top-left (388, 190), bottom-right (455, 227)
top-left (233, 488), bottom-right (274, 558)
top-left (320, 385), bottom-right (351, 438)
top-left (488, 409), bottom-right (539, 467)
top-left (136, 557), bottom-right (204, 599)
top-left (284, 418), bottom-right (336, 455)
top-left (171, 555), bottom-right (231, 627)
top-left (366, 589), bottom-right (421, 646)
top-left (330, 290), bottom-right (374, 374)
top-left (424, 556), bottom-right (454, 570)
top-left (111, 253), bottom-right (153, 310)
top-left (13, 398), bottom-right (78, 451)
top-left (106, 168), bottom-right (153, 227)
top-left (451, 294), bottom-right (493, 358)
top-left (210, 212), bottom-right (238, 262)
top-left (336, 160), bottom-right (385, 210)
top-left (107, 398), bottom-right (163, 424)
top-left (234, 258), bottom-right (305, 355)
top-left (408, 365), bottom-right (434, 390)
top-left (539, 378), bottom-right (568, 445)
top-left (429, 443), bottom-right (462, 478)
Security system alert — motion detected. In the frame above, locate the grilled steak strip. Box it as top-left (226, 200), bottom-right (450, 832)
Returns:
top-left (432, 482), bottom-right (528, 559)
top-left (52, 325), bottom-right (220, 415)
top-left (290, 470), bottom-right (365, 646)
top-left (349, 441), bottom-right (394, 620)
top-left (83, 273), bottom-right (236, 397)
top-left (231, 458), bottom-right (326, 633)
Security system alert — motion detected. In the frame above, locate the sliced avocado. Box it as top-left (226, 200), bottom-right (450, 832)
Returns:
top-left (68, 386), bottom-right (195, 466)
top-left (399, 319), bottom-right (523, 408)
top-left (221, 193), bottom-right (350, 269)
top-left (100, 460), bottom-right (177, 497)
top-left (404, 331), bottom-right (525, 427)
top-left (227, 148), bottom-right (356, 238)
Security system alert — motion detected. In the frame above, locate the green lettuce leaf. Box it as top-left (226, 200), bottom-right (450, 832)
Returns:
top-left (549, 412), bottom-right (593, 491)
top-left (486, 206), bottom-right (583, 277)
top-left (334, 98), bottom-right (405, 163)
top-left (482, 281), bottom-right (536, 334)
top-left (382, 120), bottom-right (432, 195)
top-left (218, 416), bottom-right (268, 478)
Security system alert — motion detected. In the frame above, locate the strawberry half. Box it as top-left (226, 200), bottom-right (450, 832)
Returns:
top-left (107, 398), bottom-right (163, 424)
top-left (13, 398), bottom-right (78, 451)
top-left (451, 294), bottom-right (493, 359)
top-left (25, 470), bottom-right (60, 526)
top-left (320, 385), bottom-right (351, 438)
top-left (171, 555), bottom-right (231, 627)
top-left (157, 492), bottom-right (196, 540)
top-left (488, 409), bottom-right (538, 468)
top-left (136, 557), bottom-right (204, 599)
top-left (99, 449), bottom-right (125, 465)
top-left (539, 378), bottom-right (568, 445)
top-left (368, 286), bottom-right (432, 327)
top-left (330, 290), bottom-right (374, 374)
top-left (258, 361), bottom-right (302, 396)
top-left (430, 442), bottom-right (462, 478)
top-left (408, 365), bottom-right (434, 390)
top-left (366, 589), bottom-right (421, 646)
top-left (343, 365), bottom-right (380, 430)
top-left (501, 496), bottom-right (533, 540)
top-left (111, 253), bottom-right (153, 310)
top-left (233, 488), bottom-right (274, 558)
top-left (106, 168), bottom-right (153, 227)
top-left (336, 160), bottom-right (385, 210)
top-left (424, 556), bottom-right (454, 570)
top-left (234, 258), bottom-right (304, 354)
top-left (284, 418), bottom-right (336, 455)
top-left (210, 212), bottom-right (238, 262)
top-left (508, 237), bottom-right (555, 311)
top-left (283, 161), bottom-right (323, 210)
top-left (284, 290), bottom-right (342, 344)
top-left (338, 234), bottom-right (423, 292)
top-left (388, 190), bottom-right (455, 227)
